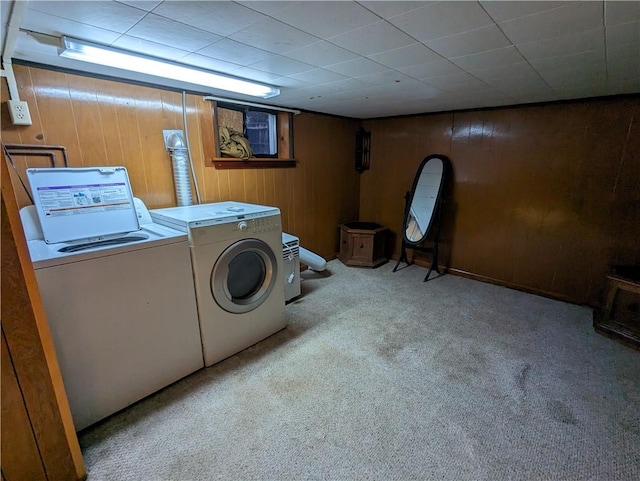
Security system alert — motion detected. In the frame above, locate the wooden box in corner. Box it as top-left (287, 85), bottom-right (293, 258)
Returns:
top-left (338, 222), bottom-right (389, 268)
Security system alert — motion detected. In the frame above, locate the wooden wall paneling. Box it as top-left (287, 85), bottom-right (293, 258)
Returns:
top-left (98, 78), bottom-right (149, 200)
top-left (227, 168), bottom-right (247, 202)
top-left (450, 110), bottom-right (523, 284)
top-left (243, 169), bottom-right (259, 204)
top-left (290, 114), bottom-right (313, 247)
top-left (262, 167), bottom-right (276, 212)
top-left (128, 85), bottom-right (174, 206)
top-left (3, 64), bottom-right (39, 146)
top-left (184, 93), bottom-right (207, 206)
top-left (272, 168), bottom-right (292, 233)
top-left (66, 74), bottom-right (106, 167)
top-left (195, 95), bottom-right (224, 203)
top-left (93, 78), bottom-right (126, 168)
top-left (1, 156), bottom-right (86, 481)
top-left (363, 96), bottom-right (640, 306)
top-left (27, 69), bottom-right (83, 166)
top-left (362, 113), bottom-right (453, 259)
top-left (609, 104), bottom-right (640, 266)
top-left (1, 330), bottom-right (48, 481)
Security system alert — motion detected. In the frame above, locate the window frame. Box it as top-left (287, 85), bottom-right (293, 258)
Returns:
top-left (217, 102), bottom-right (278, 159)
top-left (207, 99), bottom-right (295, 169)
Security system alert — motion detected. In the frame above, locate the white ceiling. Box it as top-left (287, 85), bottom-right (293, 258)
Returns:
top-left (2, 0), bottom-right (639, 119)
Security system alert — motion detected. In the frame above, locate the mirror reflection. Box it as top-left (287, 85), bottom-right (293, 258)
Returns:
top-left (405, 156), bottom-right (445, 244)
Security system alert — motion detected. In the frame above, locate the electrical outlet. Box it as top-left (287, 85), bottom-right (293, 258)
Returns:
top-left (8, 100), bottom-right (33, 126)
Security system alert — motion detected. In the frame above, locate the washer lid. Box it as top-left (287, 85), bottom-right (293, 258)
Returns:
top-left (27, 167), bottom-right (139, 244)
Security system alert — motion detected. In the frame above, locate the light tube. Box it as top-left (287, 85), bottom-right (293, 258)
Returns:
top-left (58, 36), bottom-right (280, 99)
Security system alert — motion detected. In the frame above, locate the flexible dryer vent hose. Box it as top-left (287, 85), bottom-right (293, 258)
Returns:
top-left (166, 132), bottom-right (193, 206)
top-left (299, 246), bottom-right (327, 271)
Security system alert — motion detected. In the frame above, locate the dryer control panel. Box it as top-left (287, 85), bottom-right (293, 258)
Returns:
top-left (190, 214), bottom-right (281, 246)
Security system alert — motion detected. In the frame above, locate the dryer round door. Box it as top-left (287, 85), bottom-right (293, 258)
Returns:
top-left (211, 238), bottom-right (278, 314)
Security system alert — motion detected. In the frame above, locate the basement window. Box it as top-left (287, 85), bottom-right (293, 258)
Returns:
top-left (207, 99), bottom-right (295, 169)
top-left (218, 103), bottom-right (277, 157)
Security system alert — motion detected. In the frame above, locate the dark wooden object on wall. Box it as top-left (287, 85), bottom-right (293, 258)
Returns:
top-left (339, 222), bottom-right (389, 267)
top-left (355, 128), bottom-right (371, 173)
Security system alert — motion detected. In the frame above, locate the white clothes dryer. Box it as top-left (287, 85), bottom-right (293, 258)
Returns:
top-left (21, 167), bottom-right (203, 431)
top-left (150, 202), bottom-right (286, 367)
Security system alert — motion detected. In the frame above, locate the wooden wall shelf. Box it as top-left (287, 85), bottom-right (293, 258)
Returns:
top-left (211, 158), bottom-right (297, 169)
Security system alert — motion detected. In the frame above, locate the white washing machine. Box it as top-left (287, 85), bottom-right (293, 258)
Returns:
top-left (150, 201), bottom-right (286, 367)
top-left (21, 167), bottom-right (204, 431)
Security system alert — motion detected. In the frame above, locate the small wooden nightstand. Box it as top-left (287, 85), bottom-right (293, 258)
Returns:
top-left (338, 222), bottom-right (389, 268)
top-left (594, 266), bottom-right (640, 350)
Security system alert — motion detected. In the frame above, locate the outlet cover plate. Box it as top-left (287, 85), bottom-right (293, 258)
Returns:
top-left (8, 100), bottom-right (33, 125)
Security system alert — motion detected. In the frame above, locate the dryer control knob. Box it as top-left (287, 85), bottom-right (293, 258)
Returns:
top-left (238, 221), bottom-right (248, 231)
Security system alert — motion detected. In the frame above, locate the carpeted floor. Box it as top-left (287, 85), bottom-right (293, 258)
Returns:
top-left (78, 259), bottom-right (639, 481)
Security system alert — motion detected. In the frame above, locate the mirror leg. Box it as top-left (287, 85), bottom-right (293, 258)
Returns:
top-left (393, 242), bottom-right (408, 272)
top-left (423, 242), bottom-right (440, 282)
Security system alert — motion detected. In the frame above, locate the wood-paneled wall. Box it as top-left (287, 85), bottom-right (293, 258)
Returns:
top-left (1, 155), bottom-right (86, 481)
top-left (1, 65), bottom-right (360, 260)
top-left (362, 96), bottom-right (640, 306)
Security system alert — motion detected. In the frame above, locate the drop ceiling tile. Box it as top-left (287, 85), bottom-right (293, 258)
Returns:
top-left (288, 68), bottom-right (347, 84)
top-left (479, 1), bottom-right (566, 22)
top-left (283, 41), bottom-right (358, 67)
top-left (327, 20), bottom-right (414, 56)
top-left (230, 66), bottom-right (283, 84)
top-left (21, 10), bottom-right (123, 44)
top-left (268, 1), bottom-right (380, 39)
top-left (151, 1), bottom-right (267, 37)
top-left (177, 53), bottom-right (244, 74)
top-left (248, 54), bottom-right (315, 76)
top-left (324, 57), bottom-right (388, 76)
top-left (517, 28), bottom-right (605, 60)
top-left (28, 0), bottom-right (147, 33)
top-left (237, 1), bottom-right (301, 16)
top-left (353, 70), bottom-right (419, 86)
top-left (314, 77), bottom-right (370, 95)
top-left (605, 0), bottom-right (640, 25)
top-left (196, 38), bottom-right (271, 65)
top-left (423, 72), bottom-right (487, 91)
top-left (450, 46), bottom-right (525, 70)
top-left (358, 1), bottom-right (433, 19)
top-left (538, 67), bottom-right (606, 88)
top-left (399, 59), bottom-right (463, 79)
top-left (607, 76), bottom-right (640, 95)
top-left (126, 13), bottom-right (221, 52)
top-left (115, 1), bottom-right (162, 11)
top-left (389, 1), bottom-right (494, 42)
top-left (499, 1), bottom-right (603, 44)
top-left (229, 18), bottom-right (318, 54)
top-left (530, 50), bottom-right (605, 72)
top-left (484, 74), bottom-right (550, 92)
top-left (606, 44), bottom-right (640, 72)
top-left (112, 35), bottom-right (190, 60)
top-left (469, 62), bottom-right (540, 83)
top-left (425, 25), bottom-right (511, 58)
top-left (367, 43), bottom-right (441, 69)
top-left (606, 22), bottom-right (640, 48)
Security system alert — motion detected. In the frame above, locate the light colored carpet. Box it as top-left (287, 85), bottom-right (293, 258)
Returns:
top-left (79, 260), bottom-right (639, 481)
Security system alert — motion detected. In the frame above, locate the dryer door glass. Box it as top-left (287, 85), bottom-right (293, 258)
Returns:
top-left (227, 251), bottom-right (265, 300)
top-left (211, 239), bottom-right (277, 314)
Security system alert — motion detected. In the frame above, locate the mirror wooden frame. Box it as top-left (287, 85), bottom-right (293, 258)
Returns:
top-left (393, 154), bottom-right (449, 282)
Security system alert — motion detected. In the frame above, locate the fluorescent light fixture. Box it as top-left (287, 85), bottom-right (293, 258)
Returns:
top-left (58, 36), bottom-right (280, 99)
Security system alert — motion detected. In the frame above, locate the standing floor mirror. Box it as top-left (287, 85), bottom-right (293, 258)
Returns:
top-left (393, 154), bottom-right (449, 281)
